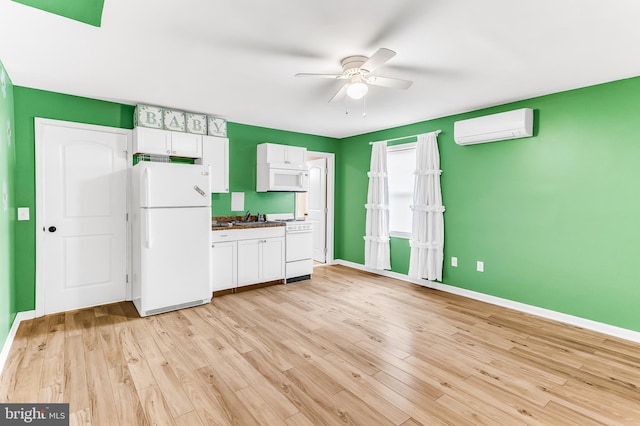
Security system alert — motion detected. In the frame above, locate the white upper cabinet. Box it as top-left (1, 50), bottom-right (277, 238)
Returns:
top-left (257, 143), bottom-right (307, 166)
top-left (170, 132), bottom-right (202, 157)
top-left (285, 145), bottom-right (307, 165)
top-left (133, 127), bottom-right (202, 158)
top-left (201, 135), bottom-right (229, 193)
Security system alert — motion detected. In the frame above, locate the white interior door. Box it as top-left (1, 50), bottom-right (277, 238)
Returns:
top-left (36, 119), bottom-right (129, 315)
top-left (307, 158), bottom-right (327, 263)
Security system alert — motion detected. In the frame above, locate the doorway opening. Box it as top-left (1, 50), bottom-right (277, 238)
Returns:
top-left (295, 151), bottom-right (334, 266)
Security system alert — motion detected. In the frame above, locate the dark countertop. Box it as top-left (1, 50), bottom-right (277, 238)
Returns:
top-left (212, 215), bottom-right (285, 231)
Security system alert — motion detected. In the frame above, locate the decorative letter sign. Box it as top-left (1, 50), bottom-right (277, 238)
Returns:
top-left (207, 116), bottom-right (227, 137)
top-left (134, 104), bottom-right (227, 137)
top-left (162, 109), bottom-right (186, 132)
top-left (186, 113), bottom-right (207, 135)
top-left (134, 105), bottom-right (163, 129)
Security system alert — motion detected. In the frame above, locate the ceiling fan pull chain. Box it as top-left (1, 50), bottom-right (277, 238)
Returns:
top-left (363, 96), bottom-right (367, 117)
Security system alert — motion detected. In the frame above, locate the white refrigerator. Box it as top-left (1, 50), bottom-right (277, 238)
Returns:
top-left (130, 161), bottom-right (211, 317)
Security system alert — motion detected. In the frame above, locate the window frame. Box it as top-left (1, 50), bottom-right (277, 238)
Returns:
top-left (386, 142), bottom-right (416, 239)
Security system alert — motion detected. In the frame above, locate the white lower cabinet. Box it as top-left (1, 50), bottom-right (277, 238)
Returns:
top-left (211, 227), bottom-right (285, 292)
top-left (237, 237), bottom-right (285, 287)
top-left (237, 239), bottom-right (261, 286)
top-left (261, 238), bottom-right (285, 281)
top-left (211, 241), bottom-right (237, 291)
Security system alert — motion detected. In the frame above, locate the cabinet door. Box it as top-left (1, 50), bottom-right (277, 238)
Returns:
top-left (261, 237), bottom-right (285, 281)
top-left (237, 239), bottom-right (261, 286)
top-left (286, 146), bottom-right (307, 165)
top-left (265, 143), bottom-right (287, 163)
top-left (202, 136), bottom-right (229, 193)
top-left (170, 132), bottom-right (202, 158)
top-left (133, 127), bottom-right (170, 156)
top-left (211, 241), bottom-right (237, 291)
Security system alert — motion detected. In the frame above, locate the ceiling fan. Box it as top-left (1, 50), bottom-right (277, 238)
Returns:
top-left (295, 48), bottom-right (413, 102)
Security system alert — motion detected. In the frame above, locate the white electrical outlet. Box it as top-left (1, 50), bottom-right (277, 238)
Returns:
top-left (451, 257), bottom-right (458, 267)
top-left (476, 261), bottom-right (484, 272)
top-left (17, 207), bottom-right (30, 221)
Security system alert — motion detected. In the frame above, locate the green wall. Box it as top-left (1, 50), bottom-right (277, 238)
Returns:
top-left (213, 123), bottom-right (338, 216)
top-left (0, 60), bottom-right (16, 348)
top-left (336, 76), bottom-right (640, 332)
top-left (12, 87), bottom-right (338, 313)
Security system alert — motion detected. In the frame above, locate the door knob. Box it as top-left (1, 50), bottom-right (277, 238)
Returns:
top-left (48, 226), bottom-right (57, 232)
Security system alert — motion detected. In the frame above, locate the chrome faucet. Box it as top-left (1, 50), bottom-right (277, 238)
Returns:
top-left (244, 210), bottom-right (251, 222)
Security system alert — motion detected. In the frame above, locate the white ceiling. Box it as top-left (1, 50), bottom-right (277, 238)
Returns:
top-left (1, 0), bottom-right (640, 138)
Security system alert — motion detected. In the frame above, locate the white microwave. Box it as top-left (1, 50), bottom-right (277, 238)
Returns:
top-left (257, 163), bottom-right (309, 192)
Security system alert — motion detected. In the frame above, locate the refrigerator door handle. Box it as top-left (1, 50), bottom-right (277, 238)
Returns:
top-left (145, 209), bottom-right (152, 248)
top-left (143, 166), bottom-right (151, 206)
top-left (194, 185), bottom-right (206, 197)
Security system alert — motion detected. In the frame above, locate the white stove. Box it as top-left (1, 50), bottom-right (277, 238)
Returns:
top-left (265, 213), bottom-right (313, 282)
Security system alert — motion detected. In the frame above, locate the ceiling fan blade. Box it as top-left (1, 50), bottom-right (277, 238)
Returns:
top-left (365, 75), bottom-right (413, 90)
top-left (361, 48), bottom-right (396, 72)
top-left (295, 73), bottom-right (345, 79)
top-left (328, 84), bottom-right (348, 103)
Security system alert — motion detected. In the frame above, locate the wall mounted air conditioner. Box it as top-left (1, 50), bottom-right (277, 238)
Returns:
top-left (454, 108), bottom-right (534, 146)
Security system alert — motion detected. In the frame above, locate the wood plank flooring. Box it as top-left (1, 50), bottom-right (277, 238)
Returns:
top-left (2, 265), bottom-right (640, 425)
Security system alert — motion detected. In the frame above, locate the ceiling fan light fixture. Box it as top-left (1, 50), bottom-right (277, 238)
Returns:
top-left (346, 76), bottom-right (368, 100)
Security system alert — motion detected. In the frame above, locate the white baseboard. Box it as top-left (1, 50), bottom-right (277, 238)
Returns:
top-left (335, 260), bottom-right (640, 344)
top-left (0, 310), bottom-right (36, 376)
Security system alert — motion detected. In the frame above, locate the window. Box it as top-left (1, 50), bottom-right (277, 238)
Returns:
top-left (386, 143), bottom-right (416, 238)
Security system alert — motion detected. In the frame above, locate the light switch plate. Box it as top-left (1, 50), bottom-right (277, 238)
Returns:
top-left (451, 257), bottom-right (458, 267)
top-left (476, 261), bottom-right (484, 272)
top-left (18, 207), bottom-right (29, 221)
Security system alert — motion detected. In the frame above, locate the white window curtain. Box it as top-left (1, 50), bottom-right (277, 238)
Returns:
top-left (408, 132), bottom-right (445, 281)
top-left (364, 141), bottom-right (391, 270)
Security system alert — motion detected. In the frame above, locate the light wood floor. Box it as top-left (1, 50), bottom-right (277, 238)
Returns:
top-left (2, 265), bottom-right (640, 425)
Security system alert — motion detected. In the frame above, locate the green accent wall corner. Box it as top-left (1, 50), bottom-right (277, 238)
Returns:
top-left (0, 59), bottom-right (16, 348)
top-left (11, 0), bottom-right (105, 27)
